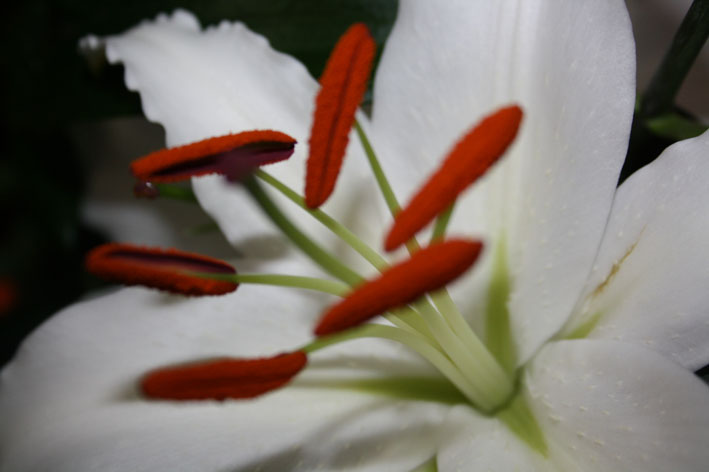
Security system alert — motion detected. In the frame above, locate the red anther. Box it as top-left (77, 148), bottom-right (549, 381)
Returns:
top-left (305, 23), bottom-right (376, 208)
top-left (131, 130), bottom-right (296, 183)
top-left (385, 106), bottom-right (523, 251)
top-left (141, 351), bottom-right (308, 401)
top-left (85, 243), bottom-right (237, 296)
top-left (315, 239), bottom-right (483, 336)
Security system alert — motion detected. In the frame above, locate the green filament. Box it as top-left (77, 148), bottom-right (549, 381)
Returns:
top-left (352, 120), bottom-right (514, 410)
top-left (190, 272), bottom-right (349, 296)
top-left (301, 323), bottom-right (485, 405)
top-left (255, 169), bottom-right (389, 271)
top-left (355, 120), bottom-right (400, 216)
top-left (207, 119), bottom-right (546, 451)
top-left (244, 176), bottom-right (362, 286)
top-left (430, 203), bottom-right (455, 242)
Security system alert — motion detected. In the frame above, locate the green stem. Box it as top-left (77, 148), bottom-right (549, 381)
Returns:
top-left (244, 176), bottom-right (362, 286)
top-left (190, 272), bottom-right (349, 296)
top-left (640, 0), bottom-right (709, 118)
top-left (255, 169), bottom-right (389, 271)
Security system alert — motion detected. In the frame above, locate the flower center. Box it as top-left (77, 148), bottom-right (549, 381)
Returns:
top-left (86, 22), bottom-right (549, 456)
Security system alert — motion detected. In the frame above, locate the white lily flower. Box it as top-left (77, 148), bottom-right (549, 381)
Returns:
top-left (3, 1), bottom-right (709, 471)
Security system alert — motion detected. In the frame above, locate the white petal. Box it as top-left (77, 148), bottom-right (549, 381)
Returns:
top-left (526, 340), bottom-right (709, 471)
top-left (371, 0), bottom-right (636, 362)
top-left (0, 282), bottom-right (447, 471)
top-left (74, 117), bottom-right (238, 255)
top-left (98, 11), bottom-right (390, 274)
top-left (100, 10), bottom-right (309, 147)
top-left (439, 339), bottom-right (709, 471)
top-left (561, 131), bottom-right (709, 370)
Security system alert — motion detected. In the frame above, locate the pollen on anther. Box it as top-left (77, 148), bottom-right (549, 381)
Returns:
top-left (85, 243), bottom-right (237, 296)
top-left (141, 351), bottom-right (308, 400)
top-left (384, 105), bottom-right (523, 251)
top-left (131, 130), bottom-right (296, 183)
top-left (315, 239), bottom-right (483, 336)
top-left (305, 23), bottom-right (376, 208)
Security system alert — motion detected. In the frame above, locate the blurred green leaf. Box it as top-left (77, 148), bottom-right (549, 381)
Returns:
top-left (646, 113), bottom-right (709, 140)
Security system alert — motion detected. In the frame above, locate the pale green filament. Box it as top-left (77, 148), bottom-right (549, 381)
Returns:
top-left (254, 169), bottom-right (388, 271)
top-left (300, 377), bottom-right (465, 406)
top-left (355, 120), bottom-right (400, 216)
top-left (301, 323), bottom-right (485, 405)
top-left (249, 171), bottom-right (439, 338)
top-left (244, 176), bottom-right (362, 286)
top-left (413, 298), bottom-right (512, 412)
top-left (352, 121), bottom-right (515, 409)
top-left (191, 272), bottom-right (349, 296)
top-left (430, 203), bottom-right (455, 242)
top-left (387, 306), bottom-right (440, 347)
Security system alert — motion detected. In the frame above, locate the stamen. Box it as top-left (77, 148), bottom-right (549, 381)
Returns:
top-left (190, 272), bottom-right (350, 297)
top-left (244, 177), bottom-right (362, 286)
top-left (305, 23), bottom-right (376, 208)
top-left (85, 243), bottom-right (237, 295)
top-left (141, 351), bottom-right (307, 400)
top-left (131, 130), bottom-right (296, 183)
top-left (384, 106), bottom-right (523, 251)
top-left (314, 239), bottom-right (483, 336)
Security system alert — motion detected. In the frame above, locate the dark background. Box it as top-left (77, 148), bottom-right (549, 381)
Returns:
top-left (1, 0), bottom-right (706, 375)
